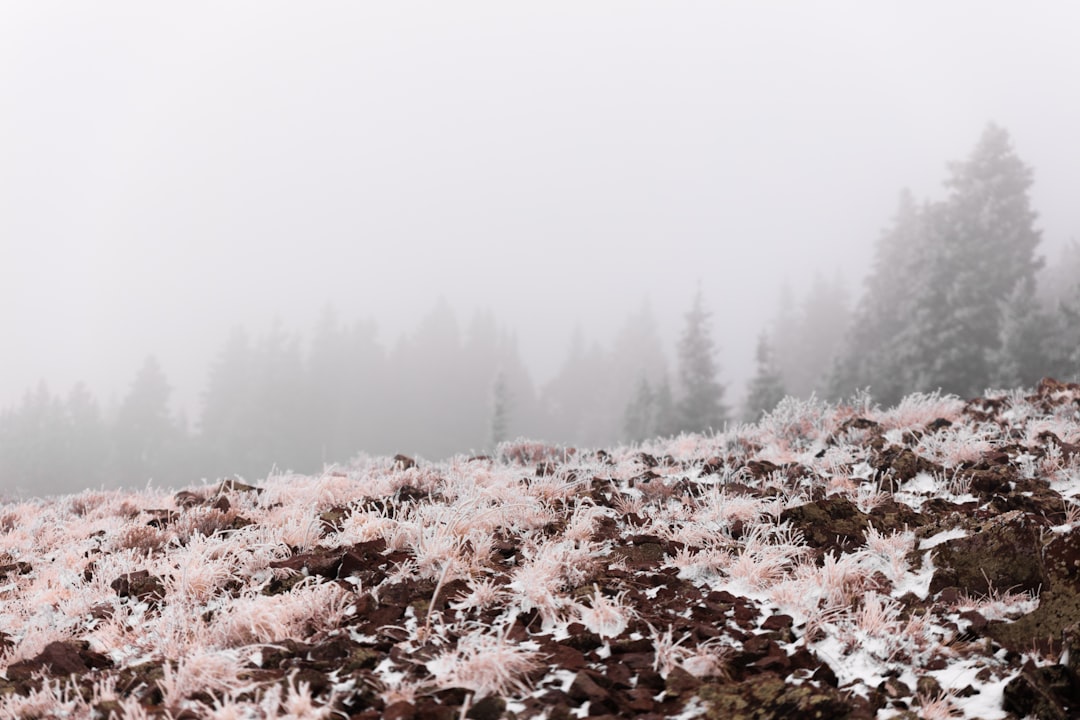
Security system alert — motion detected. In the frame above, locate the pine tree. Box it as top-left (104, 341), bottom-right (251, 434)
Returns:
top-left (653, 375), bottom-right (677, 438)
top-left (622, 376), bottom-right (655, 444)
top-left (772, 283), bottom-right (802, 397)
top-left (673, 289), bottom-right (727, 434)
top-left (251, 320), bottom-right (309, 471)
top-left (306, 307), bottom-right (351, 465)
top-left (113, 356), bottom-right (181, 486)
top-left (63, 382), bottom-right (108, 491)
top-left (0, 383), bottom-right (68, 494)
top-left (489, 368), bottom-right (511, 449)
top-left (1045, 287), bottom-right (1080, 382)
top-left (795, 272), bottom-right (849, 397)
top-left (389, 298), bottom-right (469, 459)
top-left (199, 327), bottom-right (257, 478)
top-left (990, 277), bottom-right (1054, 389)
top-left (744, 333), bottom-right (787, 422)
top-left (1037, 240), bottom-right (1080, 308)
top-left (829, 190), bottom-right (929, 405)
top-left (910, 124), bottom-right (1043, 398)
top-left (1038, 240), bottom-right (1080, 382)
top-left (607, 301), bottom-right (669, 442)
top-left (541, 328), bottom-right (609, 445)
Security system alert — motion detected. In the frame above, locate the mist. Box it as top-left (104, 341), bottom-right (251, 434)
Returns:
top-left (3, 2), bottom-right (1080, 496)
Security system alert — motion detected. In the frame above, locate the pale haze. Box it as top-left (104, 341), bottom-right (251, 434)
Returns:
top-left (3, 3), bottom-right (1079, 465)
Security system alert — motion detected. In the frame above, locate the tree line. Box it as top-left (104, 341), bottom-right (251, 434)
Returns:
top-left (745, 123), bottom-right (1080, 418)
top-left (2, 124), bottom-right (1078, 496)
top-left (0, 293), bottom-right (729, 495)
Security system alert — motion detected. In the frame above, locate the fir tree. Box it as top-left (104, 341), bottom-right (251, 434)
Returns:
top-left (199, 327), bottom-right (258, 478)
top-left (653, 376), bottom-right (677, 438)
top-left (1045, 289), bottom-right (1080, 382)
top-left (910, 124), bottom-right (1043, 398)
top-left (673, 289), bottom-right (727, 434)
top-left (990, 277), bottom-right (1054, 389)
top-left (63, 382), bottom-right (108, 490)
top-left (489, 369), bottom-right (511, 450)
top-left (623, 376), bottom-right (655, 443)
top-left (744, 333), bottom-right (787, 422)
top-left (112, 356), bottom-right (181, 486)
top-left (829, 190), bottom-right (929, 405)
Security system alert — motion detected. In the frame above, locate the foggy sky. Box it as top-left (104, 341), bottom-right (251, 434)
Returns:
top-left (3, 1), bottom-right (1080, 417)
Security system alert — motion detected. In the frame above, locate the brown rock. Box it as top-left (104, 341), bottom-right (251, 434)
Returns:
top-left (383, 700), bottom-right (416, 720)
top-left (110, 570), bottom-right (166, 603)
top-left (929, 511), bottom-right (1044, 598)
top-left (780, 498), bottom-right (870, 554)
top-left (7, 640), bottom-right (112, 680)
top-left (664, 666), bottom-right (702, 696)
top-left (393, 454), bottom-right (417, 470)
top-left (466, 695), bottom-right (506, 720)
top-left (568, 669), bottom-right (611, 705)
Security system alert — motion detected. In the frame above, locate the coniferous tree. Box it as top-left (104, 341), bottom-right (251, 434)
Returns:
top-left (673, 289), bottom-right (727, 434)
top-left (0, 383), bottom-right (67, 494)
top-left (306, 307), bottom-right (352, 465)
top-left (990, 277), bottom-right (1055, 389)
top-left (63, 382), bottom-right (108, 490)
top-left (744, 333), bottom-right (787, 422)
top-left (652, 376), bottom-right (677, 438)
top-left (829, 190), bottom-right (929, 405)
top-left (493, 330), bottom-right (543, 443)
top-left (1038, 240), bottom-right (1080, 310)
top-left (489, 368), bottom-right (511, 450)
top-left (622, 376), bottom-right (655, 444)
top-left (303, 308), bottom-right (388, 463)
top-left (112, 356), bottom-right (182, 487)
top-left (251, 320), bottom-right (309, 472)
top-left (541, 328), bottom-right (608, 445)
top-left (1045, 289), bottom-right (1080, 382)
top-left (199, 327), bottom-right (258, 478)
top-left (909, 124), bottom-right (1042, 398)
top-left (1038, 241), bottom-right (1080, 382)
top-left (772, 283), bottom-right (801, 397)
top-left (607, 301), bottom-right (669, 441)
top-left (389, 298), bottom-right (471, 459)
top-left (793, 272), bottom-right (849, 397)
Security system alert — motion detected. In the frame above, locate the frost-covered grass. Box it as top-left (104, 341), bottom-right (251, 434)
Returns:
top-left (1, 381), bottom-right (1079, 717)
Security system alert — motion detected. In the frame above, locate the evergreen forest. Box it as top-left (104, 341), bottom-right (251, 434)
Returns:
top-left (3, 125), bottom-right (1079, 496)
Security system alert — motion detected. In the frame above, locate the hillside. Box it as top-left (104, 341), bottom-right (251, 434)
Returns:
top-left (2, 379), bottom-right (1080, 719)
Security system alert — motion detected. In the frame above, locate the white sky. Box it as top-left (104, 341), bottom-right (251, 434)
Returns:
top-left (2, 1), bottom-right (1079, 414)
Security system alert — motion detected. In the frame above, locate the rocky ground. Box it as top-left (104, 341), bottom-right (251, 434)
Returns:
top-left (2, 379), bottom-right (1080, 718)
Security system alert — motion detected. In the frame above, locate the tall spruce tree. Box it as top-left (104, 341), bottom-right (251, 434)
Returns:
top-left (744, 333), bottom-right (787, 422)
top-left (829, 190), bottom-right (929, 405)
top-left (199, 326), bottom-right (259, 478)
top-left (1046, 288), bottom-right (1080, 382)
top-left (909, 124), bottom-right (1042, 398)
top-left (623, 376), bottom-right (655, 444)
top-left (63, 382), bottom-right (108, 491)
top-left (489, 368), bottom-right (511, 450)
top-left (113, 356), bottom-right (181, 486)
top-left (673, 289), bottom-right (727, 434)
top-left (990, 277), bottom-right (1055, 389)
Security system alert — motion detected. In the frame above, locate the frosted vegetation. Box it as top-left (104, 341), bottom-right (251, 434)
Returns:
top-left (1, 382), bottom-right (1078, 717)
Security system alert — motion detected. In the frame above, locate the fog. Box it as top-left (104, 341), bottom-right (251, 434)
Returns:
top-left (3, 2), bottom-right (1080, 494)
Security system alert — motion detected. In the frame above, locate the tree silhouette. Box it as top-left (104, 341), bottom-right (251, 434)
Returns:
top-left (490, 368), bottom-right (511, 450)
top-left (112, 356), bottom-right (182, 486)
top-left (673, 289), bottom-right (727, 434)
top-left (744, 333), bottom-right (787, 422)
top-left (910, 125), bottom-right (1043, 398)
